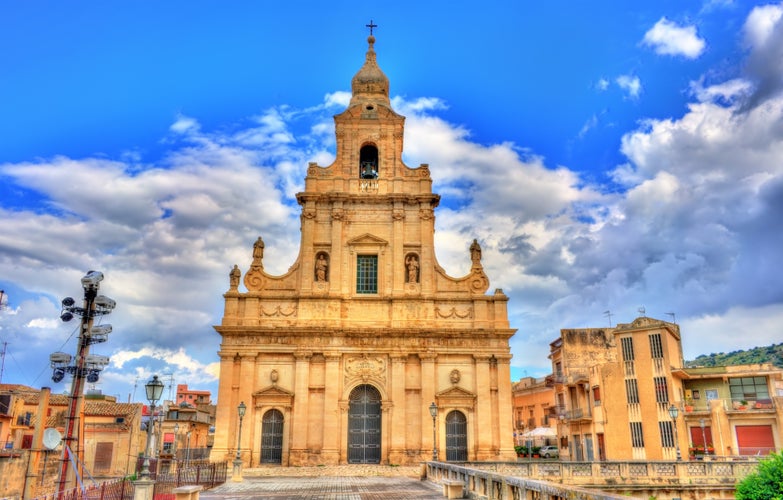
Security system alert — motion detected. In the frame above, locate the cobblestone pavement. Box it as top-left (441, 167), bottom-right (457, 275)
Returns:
top-left (200, 465), bottom-right (446, 499)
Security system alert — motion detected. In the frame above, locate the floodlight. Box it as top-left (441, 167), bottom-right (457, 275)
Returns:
top-left (81, 271), bottom-right (104, 289)
top-left (86, 370), bottom-right (100, 383)
top-left (89, 325), bottom-right (112, 337)
top-left (52, 368), bottom-right (66, 383)
top-left (60, 311), bottom-right (74, 322)
top-left (85, 354), bottom-right (110, 368)
top-left (50, 352), bottom-right (73, 365)
top-left (94, 295), bottom-right (116, 310)
top-left (61, 297), bottom-right (75, 307)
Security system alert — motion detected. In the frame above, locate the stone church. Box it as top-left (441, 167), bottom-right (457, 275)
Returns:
top-left (212, 31), bottom-right (517, 466)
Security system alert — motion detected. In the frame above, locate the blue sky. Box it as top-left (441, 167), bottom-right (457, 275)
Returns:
top-left (1, 1), bottom-right (783, 404)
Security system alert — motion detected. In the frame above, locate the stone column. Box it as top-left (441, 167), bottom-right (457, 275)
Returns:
top-left (420, 353), bottom-right (437, 458)
top-left (474, 354), bottom-right (493, 460)
top-left (322, 353), bottom-right (341, 463)
top-left (290, 351), bottom-right (312, 464)
top-left (494, 354), bottom-right (516, 460)
top-left (132, 478), bottom-right (154, 500)
top-left (388, 354), bottom-right (407, 463)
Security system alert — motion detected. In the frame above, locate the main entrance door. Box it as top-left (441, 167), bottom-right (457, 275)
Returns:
top-left (348, 385), bottom-right (381, 463)
top-left (445, 411), bottom-right (467, 461)
top-left (260, 409), bottom-right (283, 464)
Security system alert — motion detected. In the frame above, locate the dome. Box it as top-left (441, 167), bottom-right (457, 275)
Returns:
top-left (350, 35), bottom-right (390, 107)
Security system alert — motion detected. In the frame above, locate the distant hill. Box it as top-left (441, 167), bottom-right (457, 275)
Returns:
top-left (686, 342), bottom-right (783, 368)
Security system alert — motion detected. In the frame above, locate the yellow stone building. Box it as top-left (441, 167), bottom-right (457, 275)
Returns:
top-left (212, 33), bottom-right (516, 466)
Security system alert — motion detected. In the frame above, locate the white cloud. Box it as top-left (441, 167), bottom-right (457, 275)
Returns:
top-left (642, 17), bottom-right (706, 59)
top-left (743, 3), bottom-right (783, 48)
top-left (616, 75), bottom-right (642, 99)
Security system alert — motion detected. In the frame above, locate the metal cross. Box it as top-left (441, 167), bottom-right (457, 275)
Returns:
top-left (366, 20), bottom-right (378, 35)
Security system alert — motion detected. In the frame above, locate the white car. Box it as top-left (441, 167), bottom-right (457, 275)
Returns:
top-left (539, 446), bottom-right (559, 458)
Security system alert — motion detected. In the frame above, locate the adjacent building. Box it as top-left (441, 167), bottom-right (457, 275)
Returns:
top-left (212, 33), bottom-right (516, 466)
top-left (547, 316), bottom-right (783, 461)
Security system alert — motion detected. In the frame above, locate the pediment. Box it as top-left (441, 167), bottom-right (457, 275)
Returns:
top-left (347, 233), bottom-right (388, 246)
top-left (253, 384), bottom-right (294, 398)
top-left (436, 386), bottom-right (476, 400)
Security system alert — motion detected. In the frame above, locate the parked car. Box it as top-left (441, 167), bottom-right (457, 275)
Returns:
top-left (539, 445), bottom-right (559, 458)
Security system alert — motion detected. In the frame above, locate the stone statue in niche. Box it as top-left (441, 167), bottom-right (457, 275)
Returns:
top-left (315, 253), bottom-right (329, 282)
top-left (405, 254), bottom-right (419, 283)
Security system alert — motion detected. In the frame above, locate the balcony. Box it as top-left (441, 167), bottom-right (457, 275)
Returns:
top-left (564, 407), bottom-right (592, 422)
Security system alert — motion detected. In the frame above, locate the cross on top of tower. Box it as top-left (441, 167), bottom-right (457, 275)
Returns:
top-left (366, 20), bottom-right (378, 36)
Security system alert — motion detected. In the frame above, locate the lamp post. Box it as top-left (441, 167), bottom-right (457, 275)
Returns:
top-left (232, 401), bottom-right (247, 482)
top-left (668, 404), bottom-right (681, 461)
top-left (141, 375), bottom-right (164, 478)
top-left (429, 402), bottom-right (438, 461)
top-left (185, 429), bottom-right (192, 466)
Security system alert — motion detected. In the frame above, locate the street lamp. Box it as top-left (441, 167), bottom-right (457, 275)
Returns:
top-left (668, 404), bottom-right (681, 461)
top-left (141, 375), bottom-right (164, 478)
top-left (429, 402), bottom-right (438, 461)
top-left (236, 401), bottom-right (247, 461)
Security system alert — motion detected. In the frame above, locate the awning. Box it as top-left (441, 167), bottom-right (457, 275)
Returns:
top-left (521, 427), bottom-right (557, 438)
top-left (164, 432), bottom-right (174, 443)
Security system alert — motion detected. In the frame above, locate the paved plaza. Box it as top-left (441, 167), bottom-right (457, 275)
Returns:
top-left (200, 465), bottom-right (446, 499)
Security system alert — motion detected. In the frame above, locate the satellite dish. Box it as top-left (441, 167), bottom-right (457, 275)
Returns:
top-left (43, 428), bottom-right (62, 450)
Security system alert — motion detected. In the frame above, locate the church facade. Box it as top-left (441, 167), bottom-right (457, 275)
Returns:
top-left (212, 32), bottom-right (517, 466)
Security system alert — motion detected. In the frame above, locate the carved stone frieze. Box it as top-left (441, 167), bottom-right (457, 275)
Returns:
top-left (435, 305), bottom-right (473, 319)
top-left (345, 353), bottom-right (386, 383)
top-left (260, 304), bottom-right (298, 317)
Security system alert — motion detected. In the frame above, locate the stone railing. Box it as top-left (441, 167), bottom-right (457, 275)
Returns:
top-left (427, 462), bottom-right (638, 499)
top-left (427, 459), bottom-right (760, 499)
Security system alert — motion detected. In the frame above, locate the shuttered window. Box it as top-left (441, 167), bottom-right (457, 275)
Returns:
top-left (94, 442), bottom-right (113, 472)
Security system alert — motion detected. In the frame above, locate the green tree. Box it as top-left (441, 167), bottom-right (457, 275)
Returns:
top-left (735, 452), bottom-right (783, 499)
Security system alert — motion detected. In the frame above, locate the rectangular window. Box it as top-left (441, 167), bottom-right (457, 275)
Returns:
top-left (593, 386), bottom-right (601, 406)
top-left (625, 379), bottom-right (640, 404)
top-left (649, 333), bottom-right (664, 359)
top-left (659, 421), bottom-right (675, 448)
top-left (654, 376), bottom-right (669, 404)
top-left (630, 422), bottom-right (644, 448)
top-left (94, 442), bottom-right (113, 472)
top-left (729, 376), bottom-right (770, 402)
top-left (356, 255), bottom-right (378, 294)
top-left (621, 337), bottom-right (635, 362)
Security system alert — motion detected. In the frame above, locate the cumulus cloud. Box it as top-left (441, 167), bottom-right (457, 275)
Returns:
top-left (2, 4), bottom-right (783, 394)
top-left (642, 17), bottom-right (706, 58)
top-left (741, 3), bottom-right (783, 109)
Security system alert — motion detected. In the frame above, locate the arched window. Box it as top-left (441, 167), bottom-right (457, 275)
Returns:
top-left (359, 145), bottom-right (379, 179)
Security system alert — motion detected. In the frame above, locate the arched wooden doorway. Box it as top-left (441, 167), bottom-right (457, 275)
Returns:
top-left (445, 410), bottom-right (468, 461)
top-left (347, 385), bottom-right (382, 463)
top-left (260, 409), bottom-right (283, 464)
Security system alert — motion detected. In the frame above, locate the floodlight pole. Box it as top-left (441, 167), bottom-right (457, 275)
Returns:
top-left (56, 281), bottom-right (97, 496)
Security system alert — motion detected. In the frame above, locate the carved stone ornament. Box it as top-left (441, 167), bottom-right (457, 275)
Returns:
top-left (244, 266), bottom-right (265, 291)
top-left (450, 369), bottom-right (461, 385)
top-left (345, 354), bottom-right (386, 383)
top-left (270, 369), bottom-right (279, 384)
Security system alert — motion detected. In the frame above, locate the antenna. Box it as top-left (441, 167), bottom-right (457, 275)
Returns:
top-left (604, 310), bottom-right (613, 327)
top-left (638, 306), bottom-right (646, 317)
top-left (161, 373), bottom-right (175, 401)
top-left (665, 312), bottom-right (676, 324)
top-left (0, 341), bottom-right (6, 384)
